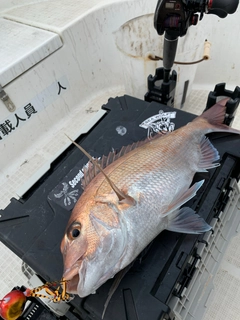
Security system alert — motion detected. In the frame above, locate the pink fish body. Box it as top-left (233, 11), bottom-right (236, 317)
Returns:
top-left (61, 100), bottom-right (240, 297)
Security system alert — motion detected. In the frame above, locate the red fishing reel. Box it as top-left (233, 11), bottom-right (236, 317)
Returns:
top-left (0, 289), bottom-right (28, 320)
top-left (0, 280), bottom-right (73, 320)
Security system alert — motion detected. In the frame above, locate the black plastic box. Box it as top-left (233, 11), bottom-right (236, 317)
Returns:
top-left (1, 95), bottom-right (240, 320)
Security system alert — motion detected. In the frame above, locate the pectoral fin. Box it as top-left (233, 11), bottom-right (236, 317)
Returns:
top-left (166, 207), bottom-right (211, 234)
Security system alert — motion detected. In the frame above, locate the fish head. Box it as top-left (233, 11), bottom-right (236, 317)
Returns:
top-left (60, 216), bottom-right (87, 295)
top-left (61, 197), bottom-right (127, 297)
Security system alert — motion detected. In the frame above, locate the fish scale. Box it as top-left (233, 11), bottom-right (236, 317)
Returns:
top-left (97, 136), bottom-right (192, 198)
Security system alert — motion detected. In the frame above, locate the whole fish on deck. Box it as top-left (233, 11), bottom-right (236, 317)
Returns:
top-left (61, 99), bottom-right (240, 298)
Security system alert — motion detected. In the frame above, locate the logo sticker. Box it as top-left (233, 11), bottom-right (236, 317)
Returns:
top-left (54, 182), bottom-right (79, 207)
top-left (49, 157), bottom-right (100, 210)
top-left (116, 126), bottom-right (127, 136)
top-left (139, 110), bottom-right (176, 138)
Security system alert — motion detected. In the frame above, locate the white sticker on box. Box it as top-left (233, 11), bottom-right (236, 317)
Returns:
top-left (139, 110), bottom-right (176, 138)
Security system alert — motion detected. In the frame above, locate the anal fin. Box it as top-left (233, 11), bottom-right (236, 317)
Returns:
top-left (167, 207), bottom-right (211, 234)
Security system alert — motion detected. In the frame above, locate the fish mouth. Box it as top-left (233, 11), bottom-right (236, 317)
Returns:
top-left (66, 274), bottom-right (79, 293)
top-left (63, 262), bottom-right (82, 294)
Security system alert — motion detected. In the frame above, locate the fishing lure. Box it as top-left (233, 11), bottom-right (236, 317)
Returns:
top-left (0, 278), bottom-right (73, 320)
top-left (27, 278), bottom-right (72, 302)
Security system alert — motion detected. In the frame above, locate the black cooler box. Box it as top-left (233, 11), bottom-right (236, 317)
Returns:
top-left (1, 95), bottom-right (240, 320)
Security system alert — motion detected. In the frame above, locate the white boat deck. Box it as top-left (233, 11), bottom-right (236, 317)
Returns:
top-left (0, 1), bottom-right (240, 319)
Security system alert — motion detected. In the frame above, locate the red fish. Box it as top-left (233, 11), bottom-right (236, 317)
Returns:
top-left (61, 99), bottom-right (240, 298)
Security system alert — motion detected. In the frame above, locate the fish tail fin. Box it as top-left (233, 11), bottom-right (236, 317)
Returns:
top-left (194, 98), bottom-right (240, 135)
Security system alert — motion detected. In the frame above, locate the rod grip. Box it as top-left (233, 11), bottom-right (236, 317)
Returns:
top-left (203, 40), bottom-right (211, 60)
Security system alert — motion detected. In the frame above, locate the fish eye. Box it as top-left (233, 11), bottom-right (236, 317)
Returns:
top-left (67, 222), bottom-right (81, 240)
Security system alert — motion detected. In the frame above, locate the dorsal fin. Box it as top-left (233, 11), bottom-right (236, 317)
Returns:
top-left (65, 134), bottom-right (136, 205)
top-left (81, 135), bottom-right (162, 189)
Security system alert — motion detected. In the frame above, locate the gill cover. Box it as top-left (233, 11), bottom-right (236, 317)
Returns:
top-left (75, 204), bottom-right (128, 297)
